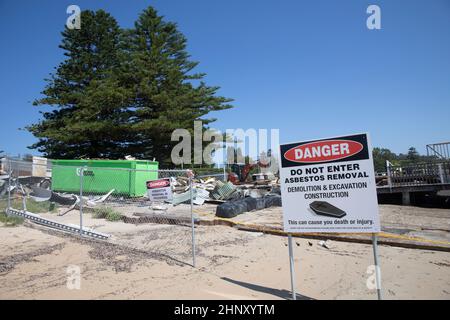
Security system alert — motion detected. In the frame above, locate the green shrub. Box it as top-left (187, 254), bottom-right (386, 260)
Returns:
top-left (93, 207), bottom-right (122, 222)
top-left (25, 199), bottom-right (58, 213)
top-left (106, 210), bottom-right (122, 222)
top-left (92, 207), bottom-right (108, 219)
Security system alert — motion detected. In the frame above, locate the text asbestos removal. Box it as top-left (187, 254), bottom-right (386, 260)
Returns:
top-left (284, 159), bottom-right (369, 199)
top-left (286, 163), bottom-right (365, 178)
top-left (284, 163), bottom-right (370, 199)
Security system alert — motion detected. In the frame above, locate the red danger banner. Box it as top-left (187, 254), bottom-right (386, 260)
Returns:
top-left (280, 133), bottom-right (369, 168)
top-left (147, 178), bottom-right (171, 189)
top-left (284, 139), bottom-right (364, 164)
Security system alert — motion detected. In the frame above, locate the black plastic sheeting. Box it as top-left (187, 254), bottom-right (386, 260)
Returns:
top-left (216, 195), bottom-right (282, 218)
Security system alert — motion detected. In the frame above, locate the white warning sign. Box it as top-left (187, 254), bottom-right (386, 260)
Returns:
top-left (279, 133), bottom-right (380, 233)
top-left (146, 178), bottom-right (173, 202)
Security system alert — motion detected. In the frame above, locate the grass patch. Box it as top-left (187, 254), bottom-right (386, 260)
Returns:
top-left (93, 206), bottom-right (122, 222)
top-left (106, 210), bottom-right (122, 222)
top-left (92, 207), bottom-right (108, 219)
top-left (0, 198), bottom-right (58, 214)
top-left (24, 199), bottom-right (58, 213)
top-left (0, 212), bottom-right (24, 227)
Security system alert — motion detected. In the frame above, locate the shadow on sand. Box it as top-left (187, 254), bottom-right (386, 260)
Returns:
top-left (221, 277), bottom-right (314, 300)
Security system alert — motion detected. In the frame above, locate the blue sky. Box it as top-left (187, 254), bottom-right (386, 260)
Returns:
top-left (0, 0), bottom-right (449, 158)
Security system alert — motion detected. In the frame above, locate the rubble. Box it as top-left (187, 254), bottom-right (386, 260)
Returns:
top-left (167, 175), bottom-right (281, 215)
top-left (249, 189), bottom-right (268, 198)
top-left (171, 190), bottom-right (192, 205)
top-left (210, 181), bottom-right (237, 200)
top-left (29, 186), bottom-right (115, 216)
top-left (193, 188), bottom-right (210, 205)
top-left (318, 240), bottom-right (331, 249)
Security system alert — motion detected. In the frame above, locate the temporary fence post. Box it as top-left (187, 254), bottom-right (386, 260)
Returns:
top-left (288, 234), bottom-right (297, 300)
top-left (21, 186), bottom-right (27, 213)
top-left (79, 166), bottom-right (85, 236)
top-left (189, 174), bottom-right (196, 267)
top-left (7, 160), bottom-right (12, 215)
top-left (386, 160), bottom-right (392, 188)
top-left (372, 233), bottom-right (383, 300)
top-left (438, 163), bottom-right (445, 184)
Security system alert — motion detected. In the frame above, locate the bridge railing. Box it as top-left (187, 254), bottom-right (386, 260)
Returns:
top-left (426, 142), bottom-right (450, 160)
top-left (386, 161), bottom-right (450, 187)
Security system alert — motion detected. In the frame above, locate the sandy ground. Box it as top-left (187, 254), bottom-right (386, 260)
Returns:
top-left (194, 204), bottom-right (450, 245)
top-left (1, 206), bottom-right (450, 299)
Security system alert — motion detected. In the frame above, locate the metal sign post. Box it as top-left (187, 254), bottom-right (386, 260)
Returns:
top-left (189, 175), bottom-right (196, 268)
top-left (372, 233), bottom-right (383, 300)
top-left (79, 166), bottom-right (84, 236)
top-left (7, 162), bottom-right (12, 214)
top-left (288, 234), bottom-right (297, 300)
top-left (21, 185), bottom-right (27, 213)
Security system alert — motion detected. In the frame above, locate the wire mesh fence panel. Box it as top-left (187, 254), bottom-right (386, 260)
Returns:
top-left (0, 169), bottom-right (9, 213)
top-left (0, 158), bottom-right (9, 211)
top-left (0, 159), bottom-right (55, 216)
top-left (193, 166), bottom-right (228, 182)
top-left (78, 166), bottom-right (196, 265)
top-left (196, 172), bottom-right (227, 182)
top-left (1, 158), bottom-right (196, 265)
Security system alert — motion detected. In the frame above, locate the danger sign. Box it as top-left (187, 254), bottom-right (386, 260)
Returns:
top-left (279, 133), bottom-right (380, 233)
top-left (146, 178), bottom-right (173, 202)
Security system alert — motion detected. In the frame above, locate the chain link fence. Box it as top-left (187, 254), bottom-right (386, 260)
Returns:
top-left (1, 159), bottom-right (52, 215)
top-left (78, 166), bottom-right (196, 265)
top-left (1, 158), bottom-right (196, 266)
top-left (193, 166), bottom-right (228, 182)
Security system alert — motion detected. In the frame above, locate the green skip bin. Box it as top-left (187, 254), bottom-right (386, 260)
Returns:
top-left (51, 160), bottom-right (159, 197)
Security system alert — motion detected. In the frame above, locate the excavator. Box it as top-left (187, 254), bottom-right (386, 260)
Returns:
top-left (227, 160), bottom-right (273, 184)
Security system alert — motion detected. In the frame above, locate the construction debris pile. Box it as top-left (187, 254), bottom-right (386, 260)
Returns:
top-left (169, 175), bottom-right (282, 218)
top-left (2, 154), bottom-right (282, 221)
top-left (170, 177), bottom-right (239, 206)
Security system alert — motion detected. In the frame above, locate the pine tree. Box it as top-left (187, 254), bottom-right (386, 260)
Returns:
top-left (27, 10), bottom-right (126, 158)
top-left (406, 147), bottom-right (420, 163)
top-left (27, 7), bottom-right (233, 165)
top-left (121, 7), bottom-right (233, 164)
